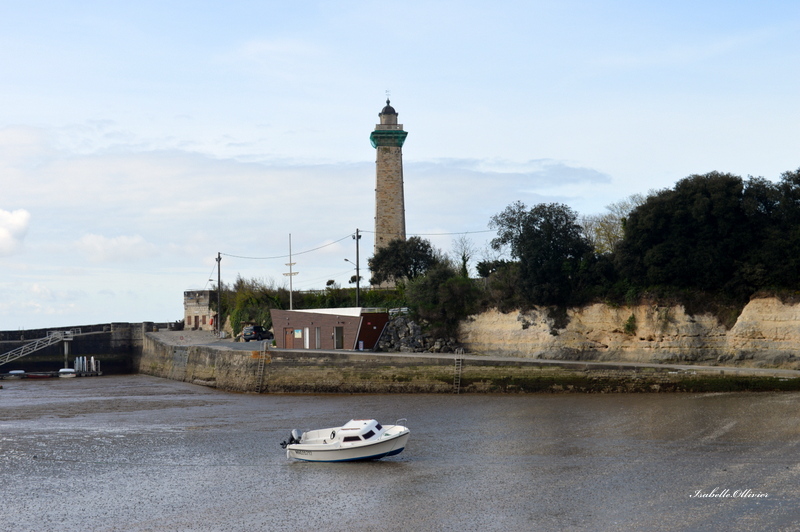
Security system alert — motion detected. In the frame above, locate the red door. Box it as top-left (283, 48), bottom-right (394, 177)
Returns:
top-left (284, 328), bottom-right (294, 349)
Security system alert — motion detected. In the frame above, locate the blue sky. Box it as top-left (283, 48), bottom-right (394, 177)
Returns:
top-left (1, 1), bottom-right (798, 329)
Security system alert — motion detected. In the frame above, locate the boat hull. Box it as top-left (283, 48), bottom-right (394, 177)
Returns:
top-left (287, 431), bottom-right (410, 462)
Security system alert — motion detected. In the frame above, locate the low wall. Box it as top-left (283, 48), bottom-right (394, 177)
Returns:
top-left (138, 333), bottom-right (800, 394)
top-left (139, 334), bottom-right (263, 392)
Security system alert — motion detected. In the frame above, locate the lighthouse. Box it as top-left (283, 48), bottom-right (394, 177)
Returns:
top-left (370, 99), bottom-right (408, 255)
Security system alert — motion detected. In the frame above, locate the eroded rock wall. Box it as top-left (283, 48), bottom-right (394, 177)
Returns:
top-left (459, 297), bottom-right (800, 369)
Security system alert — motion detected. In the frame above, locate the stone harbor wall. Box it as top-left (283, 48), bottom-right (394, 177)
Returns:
top-left (459, 296), bottom-right (800, 369)
top-left (136, 331), bottom-right (800, 394)
top-left (138, 332), bottom-right (262, 392)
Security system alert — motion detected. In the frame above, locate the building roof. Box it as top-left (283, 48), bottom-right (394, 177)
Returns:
top-left (286, 307), bottom-right (363, 317)
top-left (283, 307), bottom-right (388, 317)
top-left (380, 99), bottom-right (396, 115)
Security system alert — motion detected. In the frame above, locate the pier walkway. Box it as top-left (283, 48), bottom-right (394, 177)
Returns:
top-left (0, 330), bottom-right (75, 368)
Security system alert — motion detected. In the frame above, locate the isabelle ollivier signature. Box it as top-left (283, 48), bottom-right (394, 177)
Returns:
top-left (691, 488), bottom-right (768, 499)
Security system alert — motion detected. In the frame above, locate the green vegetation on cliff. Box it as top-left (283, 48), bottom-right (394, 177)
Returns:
top-left (477, 168), bottom-right (800, 326)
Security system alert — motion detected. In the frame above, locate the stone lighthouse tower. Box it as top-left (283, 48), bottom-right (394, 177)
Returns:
top-left (370, 99), bottom-right (408, 255)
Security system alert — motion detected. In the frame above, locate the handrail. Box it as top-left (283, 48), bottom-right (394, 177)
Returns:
top-left (0, 332), bottom-right (66, 367)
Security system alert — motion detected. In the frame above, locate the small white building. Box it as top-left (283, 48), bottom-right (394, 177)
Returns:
top-left (184, 290), bottom-right (216, 331)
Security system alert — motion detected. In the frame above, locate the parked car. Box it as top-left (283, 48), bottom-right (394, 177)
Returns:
top-left (243, 325), bottom-right (273, 342)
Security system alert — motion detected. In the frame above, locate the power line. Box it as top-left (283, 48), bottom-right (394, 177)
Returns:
top-left (201, 262), bottom-right (218, 290)
top-left (292, 268), bottom-right (355, 289)
top-left (360, 229), bottom-right (493, 237)
top-left (220, 233), bottom-right (354, 260)
top-left (221, 229), bottom-right (493, 262)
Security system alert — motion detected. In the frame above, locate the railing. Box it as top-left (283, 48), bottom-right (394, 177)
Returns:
top-left (0, 332), bottom-right (65, 367)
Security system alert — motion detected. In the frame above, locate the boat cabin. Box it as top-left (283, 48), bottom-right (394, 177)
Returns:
top-left (338, 419), bottom-right (384, 443)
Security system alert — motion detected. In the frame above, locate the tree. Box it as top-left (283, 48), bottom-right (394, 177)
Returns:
top-left (489, 202), bottom-right (593, 306)
top-left (406, 263), bottom-right (481, 337)
top-left (368, 236), bottom-right (440, 286)
top-left (476, 259), bottom-right (511, 279)
top-left (227, 276), bottom-right (283, 336)
top-left (615, 172), bottom-right (752, 293)
top-left (451, 235), bottom-right (477, 277)
top-left (760, 168), bottom-right (800, 288)
top-left (581, 193), bottom-right (647, 254)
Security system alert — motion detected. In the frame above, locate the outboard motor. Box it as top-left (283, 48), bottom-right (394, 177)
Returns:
top-left (280, 429), bottom-right (303, 448)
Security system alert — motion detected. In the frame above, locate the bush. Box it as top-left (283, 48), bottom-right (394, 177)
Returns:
top-left (406, 263), bottom-right (481, 337)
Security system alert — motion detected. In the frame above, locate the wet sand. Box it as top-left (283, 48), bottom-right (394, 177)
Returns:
top-left (1, 375), bottom-right (799, 531)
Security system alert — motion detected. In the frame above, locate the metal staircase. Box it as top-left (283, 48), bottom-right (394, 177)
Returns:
top-left (0, 331), bottom-right (70, 367)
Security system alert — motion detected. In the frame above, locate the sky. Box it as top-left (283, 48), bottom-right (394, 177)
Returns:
top-left (1, 1), bottom-right (799, 330)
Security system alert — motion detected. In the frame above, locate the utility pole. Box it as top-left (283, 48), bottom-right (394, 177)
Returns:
top-left (345, 228), bottom-right (363, 307)
top-left (354, 228), bottom-right (361, 307)
top-left (216, 252), bottom-right (221, 336)
top-left (283, 234), bottom-right (298, 310)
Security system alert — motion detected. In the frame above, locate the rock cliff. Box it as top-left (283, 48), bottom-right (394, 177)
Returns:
top-left (459, 296), bottom-right (800, 369)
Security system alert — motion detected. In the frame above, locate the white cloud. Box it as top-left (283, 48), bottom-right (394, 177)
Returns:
top-left (0, 209), bottom-right (31, 256)
top-left (77, 234), bottom-right (159, 263)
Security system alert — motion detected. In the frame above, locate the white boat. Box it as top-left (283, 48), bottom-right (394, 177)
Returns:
top-left (58, 368), bottom-right (76, 378)
top-left (281, 418), bottom-right (410, 462)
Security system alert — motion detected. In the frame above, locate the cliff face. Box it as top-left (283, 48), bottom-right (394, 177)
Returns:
top-left (459, 296), bottom-right (800, 369)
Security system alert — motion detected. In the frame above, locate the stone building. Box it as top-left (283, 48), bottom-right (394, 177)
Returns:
top-left (370, 99), bottom-right (408, 255)
top-left (183, 290), bottom-right (216, 331)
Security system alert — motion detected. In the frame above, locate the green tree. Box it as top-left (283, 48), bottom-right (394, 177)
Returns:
top-left (761, 168), bottom-right (800, 288)
top-left (227, 276), bottom-right (283, 336)
top-left (368, 236), bottom-right (440, 286)
top-left (615, 172), bottom-right (751, 293)
top-left (490, 202), bottom-right (592, 306)
top-left (406, 262), bottom-right (481, 337)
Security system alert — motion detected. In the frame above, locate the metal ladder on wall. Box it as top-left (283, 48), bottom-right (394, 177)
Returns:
top-left (453, 356), bottom-right (463, 394)
top-left (255, 345), bottom-right (269, 393)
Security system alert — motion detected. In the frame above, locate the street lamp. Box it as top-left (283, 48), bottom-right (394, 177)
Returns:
top-left (344, 258), bottom-right (360, 307)
top-left (349, 229), bottom-right (362, 307)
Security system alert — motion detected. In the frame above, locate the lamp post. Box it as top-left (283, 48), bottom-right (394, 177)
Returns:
top-left (344, 258), bottom-right (360, 307)
top-left (344, 228), bottom-right (362, 307)
top-left (354, 229), bottom-right (361, 306)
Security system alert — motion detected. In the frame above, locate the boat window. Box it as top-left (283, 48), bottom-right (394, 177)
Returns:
top-left (363, 430), bottom-right (375, 439)
top-left (375, 424), bottom-right (382, 431)
top-left (343, 436), bottom-right (361, 443)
